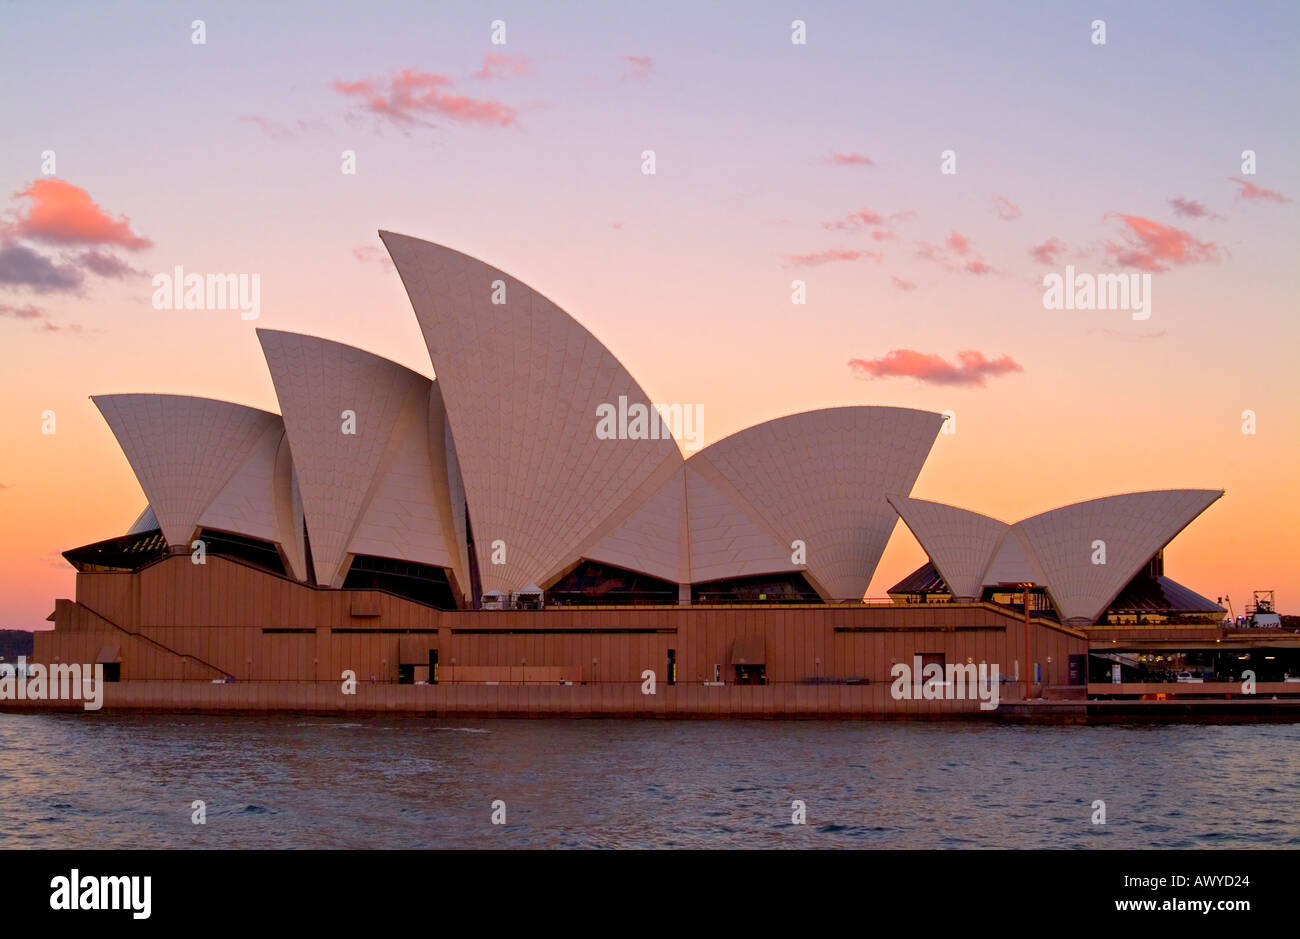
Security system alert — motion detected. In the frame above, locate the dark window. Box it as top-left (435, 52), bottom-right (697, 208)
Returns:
top-left (981, 586), bottom-right (1056, 619)
top-left (102, 662), bottom-right (121, 683)
top-left (692, 572), bottom-right (821, 605)
top-left (667, 648), bottom-right (676, 685)
top-left (343, 555), bottom-right (457, 610)
top-left (63, 530), bottom-right (167, 573)
top-left (197, 529), bottom-right (286, 575)
top-left (1068, 654), bottom-right (1086, 685)
top-left (546, 560), bottom-right (677, 606)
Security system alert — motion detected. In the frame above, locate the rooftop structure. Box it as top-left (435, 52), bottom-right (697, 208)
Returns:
top-left (73, 235), bottom-right (1223, 629)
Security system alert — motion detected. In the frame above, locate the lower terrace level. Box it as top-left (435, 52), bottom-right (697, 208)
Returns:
top-left (13, 554), bottom-right (1297, 721)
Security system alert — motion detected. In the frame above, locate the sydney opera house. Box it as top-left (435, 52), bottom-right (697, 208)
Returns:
top-left (27, 233), bottom-right (1300, 718)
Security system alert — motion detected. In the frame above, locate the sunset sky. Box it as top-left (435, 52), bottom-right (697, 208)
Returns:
top-left (1, 1), bottom-right (1297, 628)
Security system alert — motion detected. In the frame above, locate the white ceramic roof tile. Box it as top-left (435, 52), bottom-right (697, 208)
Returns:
top-left (981, 527), bottom-right (1039, 587)
top-left (684, 463), bottom-right (795, 585)
top-left (888, 495), bottom-right (1010, 600)
top-left (1015, 489), bottom-right (1223, 624)
top-left (273, 433), bottom-right (307, 580)
top-left (382, 232), bottom-right (683, 593)
top-left (257, 329), bottom-right (462, 588)
top-left (93, 394), bottom-right (280, 548)
top-left (572, 461), bottom-right (686, 584)
top-left (199, 419), bottom-right (285, 545)
top-left (693, 407), bottom-right (943, 600)
top-left (348, 381), bottom-right (464, 589)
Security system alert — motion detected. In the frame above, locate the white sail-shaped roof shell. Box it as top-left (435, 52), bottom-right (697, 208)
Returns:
top-left (692, 407), bottom-right (943, 600)
top-left (198, 418), bottom-right (285, 542)
top-left (684, 461), bottom-right (793, 585)
top-left (981, 527), bottom-right (1040, 588)
top-left (888, 489), bottom-right (1224, 624)
top-left (1016, 489), bottom-right (1223, 624)
top-left (93, 394), bottom-right (283, 549)
top-left (888, 495), bottom-right (1011, 600)
top-left (257, 329), bottom-right (466, 591)
top-left (381, 232), bottom-right (684, 594)
top-left (567, 463), bottom-right (689, 586)
top-left (90, 240), bottom-right (1224, 620)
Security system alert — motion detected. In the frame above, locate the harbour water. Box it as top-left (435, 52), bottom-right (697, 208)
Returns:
top-left (1, 714), bottom-right (1296, 849)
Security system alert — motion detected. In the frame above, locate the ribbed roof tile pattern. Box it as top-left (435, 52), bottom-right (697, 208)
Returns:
top-left (887, 489), bottom-right (1223, 623)
top-left (272, 433), bottom-right (308, 581)
top-left (981, 527), bottom-right (1040, 587)
top-left (93, 394), bottom-right (280, 548)
top-left (694, 407), bottom-right (943, 599)
top-left (381, 231), bottom-right (683, 594)
top-left (348, 385), bottom-right (461, 580)
top-left (1017, 489), bottom-right (1223, 624)
top-left (430, 382), bottom-right (472, 593)
top-left (257, 329), bottom-right (460, 587)
top-left (888, 495), bottom-right (1011, 600)
top-left (684, 463), bottom-right (794, 584)
top-left (571, 464), bottom-right (687, 585)
top-left (199, 419), bottom-right (286, 546)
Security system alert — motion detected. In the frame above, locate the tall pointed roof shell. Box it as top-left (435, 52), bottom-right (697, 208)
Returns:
top-left (381, 232), bottom-right (683, 593)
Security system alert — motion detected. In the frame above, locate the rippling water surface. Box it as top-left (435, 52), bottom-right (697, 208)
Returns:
top-left (1, 714), bottom-right (1296, 849)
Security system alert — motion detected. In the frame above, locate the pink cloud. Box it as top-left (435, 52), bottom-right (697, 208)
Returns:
top-left (332, 79), bottom-right (375, 95)
top-left (828, 152), bottom-right (875, 166)
top-left (823, 207), bottom-right (917, 233)
top-left (1029, 238), bottom-right (1067, 265)
top-left (621, 54), bottom-right (654, 80)
top-left (11, 179), bottom-right (151, 250)
top-left (1229, 178), bottom-right (1291, 203)
top-left (39, 320), bottom-right (86, 334)
top-left (332, 68), bottom-right (517, 127)
top-left (992, 195), bottom-right (1021, 220)
top-left (1168, 196), bottom-right (1209, 218)
top-left (0, 301), bottom-right (85, 333)
top-left (474, 53), bottom-right (534, 80)
top-left (891, 276), bottom-right (917, 291)
top-left (0, 302), bottom-right (44, 319)
top-left (904, 238), bottom-right (996, 276)
top-left (824, 208), bottom-right (887, 231)
top-left (1104, 213), bottom-right (1221, 272)
top-left (871, 229), bottom-right (897, 242)
top-left (609, 221), bottom-right (624, 231)
top-left (787, 248), bottom-right (882, 266)
top-left (849, 349), bottom-right (1022, 387)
